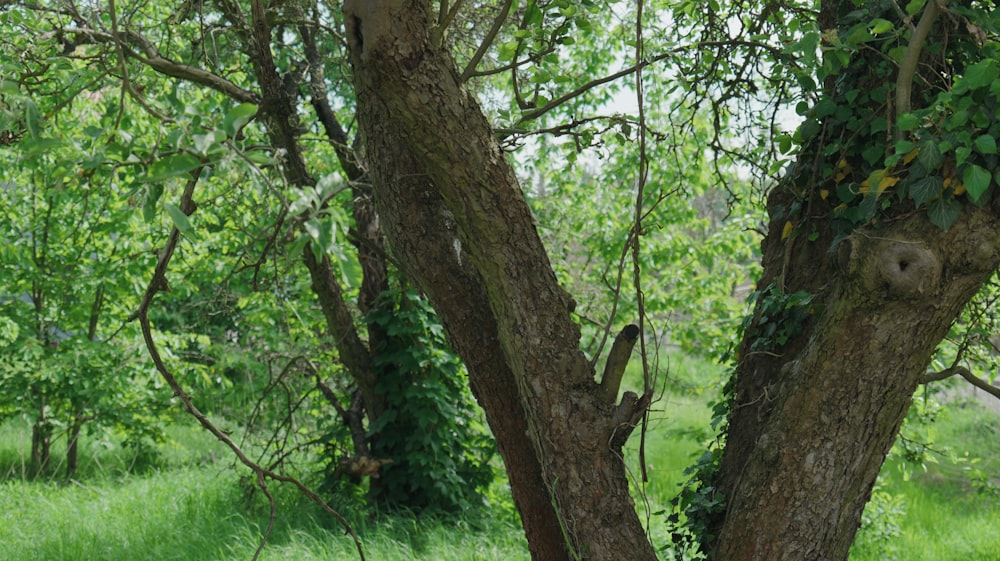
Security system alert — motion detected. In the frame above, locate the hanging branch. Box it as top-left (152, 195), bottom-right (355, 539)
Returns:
top-left (128, 174), bottom-right (366, 561)
top-left (631, 0), bottom-right (654, 484)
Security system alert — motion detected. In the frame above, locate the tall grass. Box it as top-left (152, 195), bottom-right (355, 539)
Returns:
top-left (1, 353), bottom-right (998, 561)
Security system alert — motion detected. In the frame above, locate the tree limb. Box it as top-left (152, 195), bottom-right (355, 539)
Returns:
top-left (895, 0), bottom-right (943, 142)
top-left (460, 0), bottom-right (513, 82)
top-left (599, 324), bottom-right (640, 403)
top-left (922, 364), bottom-right (1000, 401)
top-left (68, 27), bottom-right (260, 104)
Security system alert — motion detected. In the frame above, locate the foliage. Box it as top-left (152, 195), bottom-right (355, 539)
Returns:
top-left (849, 480), bottom-right (906, 561)
top-left (361, 289), bottom-right (496, 513)
top-left (775, 0), bottom-right (1000, 237)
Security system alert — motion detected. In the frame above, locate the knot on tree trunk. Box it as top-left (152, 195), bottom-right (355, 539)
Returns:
top-left (872, 240), bottom-right (940, 299)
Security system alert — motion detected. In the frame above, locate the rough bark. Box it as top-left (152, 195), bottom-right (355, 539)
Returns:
top-left (711, 3), bottom-right (1000, 559)
top-left (342, 1), bottom-right (654, 559)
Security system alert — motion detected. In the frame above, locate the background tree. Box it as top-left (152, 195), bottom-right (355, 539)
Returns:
top-left (0, 0), bottom-right (493, 511)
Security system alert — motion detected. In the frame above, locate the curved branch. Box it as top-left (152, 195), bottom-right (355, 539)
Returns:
top-left (70, 27), bottom-right (260, 104)
top-left (922, 365), bottom-right (1000, 401)
top-left (129, 175), bottom-right (366, 561)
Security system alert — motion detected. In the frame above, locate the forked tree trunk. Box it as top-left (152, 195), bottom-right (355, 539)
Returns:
top-left (342, 1), bottom-right (656, 559)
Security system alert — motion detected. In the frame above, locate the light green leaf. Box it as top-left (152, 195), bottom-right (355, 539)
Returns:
top-left (143, 184), bottom-right (164, 223)
top-left (897, 113), bottom-right (920, 132)
top-left (868, 18), bottom-right (894, 34)
top-left (24, 99), bottom-right (42, 140)
top-left (960, 60), bottom-right (999, 91)
top-left (192, 130), bottom-right (226, 156)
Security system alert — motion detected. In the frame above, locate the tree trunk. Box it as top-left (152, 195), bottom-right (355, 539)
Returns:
top-left (710, 3), bottom-right (1000, 558)
top-left (30, 399), bottom-right (51, 478)
top-left (342, 1), bottom-right (655, 559)
top-left (66, 416), bottom-right (83, 479)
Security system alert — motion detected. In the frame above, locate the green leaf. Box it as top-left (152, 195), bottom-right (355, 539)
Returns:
top-left (905, 0), bottom-right (926, 16)
top-left (868, 18), bottom-right (894, 34)
top-left (143, 184), bottom-right (164, 223)
top-left (498, 40), bottom-right (519, 62)
top-left (962, 164), bottom-right (991, 203)
top-left (974, 134), bottom-right (997, 155)
top-left (146, 153), bottom-right (201, 182)
top-left (222, 102), bottom-right (257, 137)
top-left (960, 60), bottom-right (999, 91)
top-left (916, 140), bottom-right (943, 171)
top-left (909, 175), bottom-right (942, 206)
top-left (927, 197), bottom-right (962, 230)
top-left (897, 113), bottom-right (920, 132)
top-left (23, 99), bottom-right (42, 140)
top-left (164, 202), bottom-right (197, 238)
top-left (524, 0), bottom-right (542, 26)
top-left (192, 130), bottom-right (226, 156)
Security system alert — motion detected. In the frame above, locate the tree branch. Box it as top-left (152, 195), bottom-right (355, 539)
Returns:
top-left (129, 175), bottom-right (366, 561)
top-left (895, 0), bottom-right (943, 142)
top-left (460, 0), bottom-right (513, 82)
top-left (70, 27), bottom-right (260, 104)
top-left (922, 364), bottom-right (1000, 401)
top-left (599, 324), bottom-right (640, 403)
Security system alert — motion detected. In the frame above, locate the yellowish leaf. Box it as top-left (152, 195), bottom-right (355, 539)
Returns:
top-left (878, 175), bottom-right (899, 193)
top-left (781, 220), bottom-right (794, 240)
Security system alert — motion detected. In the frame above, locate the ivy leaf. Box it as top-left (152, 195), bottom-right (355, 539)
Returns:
top-left (909, 175), bottom-right (942, 206)
top-left (960, 60), bottom-right (999, 91)
top-left (962, 163), bottom-right (991, 203)
top-left (973, 134), bottom-right (997, 155)
top-left (926, 197), bottom-right (962, 230)
top-left (916, 140), bottom-right (942, 172)
top-left (897, 112), bottom-right (920, 132)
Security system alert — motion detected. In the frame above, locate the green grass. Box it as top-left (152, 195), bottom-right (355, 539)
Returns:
top-left (850, 396), bottom-right (1000, 561)
top-left (1, 353), bottom-right (998, 561)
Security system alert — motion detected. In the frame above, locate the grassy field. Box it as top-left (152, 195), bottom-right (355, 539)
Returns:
top-left (1, 354), bottom-right (998, 561)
